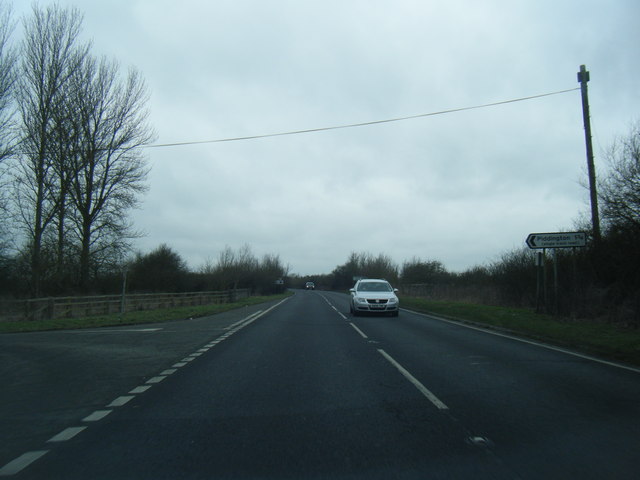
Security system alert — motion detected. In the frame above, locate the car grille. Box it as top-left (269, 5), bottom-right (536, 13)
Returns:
top-left (366, 299), bottom-right (389, 309)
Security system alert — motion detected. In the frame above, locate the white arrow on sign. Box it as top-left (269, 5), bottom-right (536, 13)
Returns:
top-left (526, 232), bottom-right (587, 249)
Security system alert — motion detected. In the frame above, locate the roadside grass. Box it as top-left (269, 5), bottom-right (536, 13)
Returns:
top-left (401, 297), bottom-right (640, 367)
top-left (0, 293), bottom-right (292, 334)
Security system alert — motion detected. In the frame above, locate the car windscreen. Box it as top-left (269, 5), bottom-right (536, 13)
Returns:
top-left (357, 282), bottom-right (392, 292)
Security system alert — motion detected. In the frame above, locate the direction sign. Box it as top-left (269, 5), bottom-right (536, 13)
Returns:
top-left (526, 232), bottom-right (586, 249)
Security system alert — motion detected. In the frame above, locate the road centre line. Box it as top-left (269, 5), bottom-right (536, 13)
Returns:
top-left (82, 410), bottom-right (112, 422)
top-left (145, 376), bottom-right (166, 384)
top-left (319, 293), bottom-right (348, 320)
top-left (377, 349), bottom-right (449, 411)
top-left (107, 395), bottom-right (136, 407)
top-left (129, 385), bottom-right (151, 394)
top-left (47, 426), bottom-right (87, 443)
top-left (349, 323), bottom-right (369, 339)
top-left (0, 451), bottom-right (49, 477)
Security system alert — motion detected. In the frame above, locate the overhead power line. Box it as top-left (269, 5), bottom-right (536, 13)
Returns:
top-left (145, 87), bottom-right (580, 149)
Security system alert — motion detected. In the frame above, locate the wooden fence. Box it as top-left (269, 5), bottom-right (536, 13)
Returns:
top-left (0, 289), bottom-right (250, 322)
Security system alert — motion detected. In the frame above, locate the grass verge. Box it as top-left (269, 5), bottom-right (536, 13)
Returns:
top-left (401, 297), bottom-right (640, 367)
top-left (0, 293), bottom-right (292, 334)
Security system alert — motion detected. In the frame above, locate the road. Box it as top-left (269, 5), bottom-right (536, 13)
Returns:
top-left (1, 290), bottom-right (639, 479)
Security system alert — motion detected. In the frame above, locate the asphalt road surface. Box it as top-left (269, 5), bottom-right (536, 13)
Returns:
top-left (1, 290), bottom-right (639, 479)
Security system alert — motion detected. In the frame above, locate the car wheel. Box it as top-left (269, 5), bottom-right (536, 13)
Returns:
top-left (391, 311), bottom-right (399, 317)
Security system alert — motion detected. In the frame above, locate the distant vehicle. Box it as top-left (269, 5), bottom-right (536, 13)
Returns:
top-left (305, 282), bottom-right (315, 290)
top-left (349, 279), bottom-right (399, 317)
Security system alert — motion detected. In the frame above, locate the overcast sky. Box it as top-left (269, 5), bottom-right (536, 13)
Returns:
top-left (13, 0), bottom-right (640, 275)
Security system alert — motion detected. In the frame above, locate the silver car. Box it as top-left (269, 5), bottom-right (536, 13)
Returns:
top-left (349, 279), bottom-right (399, 317)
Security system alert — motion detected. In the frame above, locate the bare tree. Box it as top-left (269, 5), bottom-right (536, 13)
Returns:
top-left (0, 1), bottom-right (16, 163)
top-left (331, 251), bottom-right (399, 289)
top-left (256, 253), bottom-right (289, 293)
top-left (599, 122), bottom-right (640, 232)
top-left (0, 1), bottom-right (16, 263)
top-left (400, 257), bottom-right (447, 284)
top-left (65, 54), bottom-right (153, 290)
top-left (13, 4), bottom-right (87, 295)
top-left (128, 244), bottom-right (188, 292)
top-left (212, 244), bottom-right (260, 290)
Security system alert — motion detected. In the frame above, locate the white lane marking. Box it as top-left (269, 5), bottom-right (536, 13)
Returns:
top-left (320, 293), bottom-right (349, 320)
top-left (145, 376), bottom-right (166, 384)
top-left (349, 323), bottom-right (369, 339)
top-left (189, 352), bottom-right (203, 357)
top-left (0, 451), bottom-right (49, 476)
top-left (223, 298), bottom-right (290, 334)
top-left (107, 395), bottom-right (135, 407)
top-left (67, 328), bottom-right (162, 334)
top-left (410, 310), bottom-right (640, 374)
top-left (47, 426), bottom-right (87, 443)
top-left (377, 349), bottom-right (449, 411)
top-left (225, 310), bottom-right (263, 330)
top-left (83, 410), bottom-right (112, 422)
top-left (160, 369), bottom-right (177, 375)
top-left (129, 385), bottom-right (151, 394)
top-left (0, 300), bottom-right (291, 478)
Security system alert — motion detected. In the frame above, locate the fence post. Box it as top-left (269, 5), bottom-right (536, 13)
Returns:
top-left (120, 270), bottom-right (128, 317)
top-left (47, 298), bottom-right (55, 321)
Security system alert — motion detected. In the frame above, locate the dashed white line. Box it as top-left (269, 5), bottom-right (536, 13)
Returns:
top-left (107, 395), bottom-right (135, 407)
top-left (377, 349), bottom-right (449, 411)
top-left (145, 376), bottom-right (166, 384)
top-left (349, 323), bottom-right (369, 339)
top-left (47, 426), bottom-right (87, 443)
top-left (320, 293), bottom-right (348, 319)
top-left (0, 451), bottom-right (49, 476)
top-left (129, 385), bottom-right (152, 394)
top-left (83, 410), bottom-right (112, 422)
top-left (0, 300), bottom-right (293, 478)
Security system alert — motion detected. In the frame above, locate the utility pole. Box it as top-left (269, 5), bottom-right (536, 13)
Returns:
top-left (578, 64), bottom-right (601, 243)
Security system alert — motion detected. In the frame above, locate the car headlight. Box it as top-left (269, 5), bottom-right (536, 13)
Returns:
top-left (355, 297), bottom-right (369, 304)
top-left (388, 297), bottom-right (398, 304)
